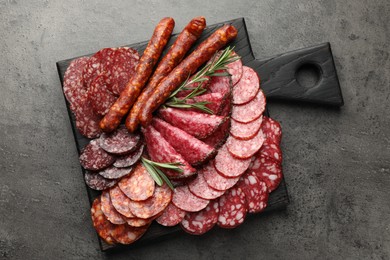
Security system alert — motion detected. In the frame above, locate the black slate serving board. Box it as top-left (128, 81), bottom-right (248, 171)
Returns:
top-left (56, 18), bottom-right (343, 252)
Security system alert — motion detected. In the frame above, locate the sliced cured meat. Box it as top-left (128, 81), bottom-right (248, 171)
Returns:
top-left (98, 126), bottom-right (140, 155)
top-left (217, 186), bottom-right (247, 229)
top-left (214, 145), bottom-right (251, 178)
top-left (110, 223), bottom-right (149, 245)
top-left (91, 197), bottom-right (116, 244)
top-left (172, 185), bottom-right (209, 212)
top-left (84, 171), bottom-right (118, 191)
top-left (159, 107), bottom-right (227, 139)
top-left (230, 115), bottom-right (263, 140)
top-left (88, 75), bottom-right (117, 116)
top-left (100, 191), bottom-right (126, 224)
top-left (118, 163), bottom-right (155, 201)
top-left (156, 203), bottom-right (186, 227)
top-left (188, 172), bottom-right (225, 200)
top-left (237, 172), bottom-right (269, 213)
top-left (261, 116), bottom-right (282, 144)
top-left (258, 139), bottom-right (283, 163)
top-left (98, 165), bottom-right (132, 179)
top-left (175, 75), bottom-right (211, 98)
top-left (83, 48), bottom-right (116, 89)
top-left (79, 140), bottom-right (115, 171)
top-left (251, 156), bottom-right (283, 192)
top-left (203, 162), bottom-right (240, 191)
top-left (126, 217), bottom-right (152, 227)
top-left (232, 66), bottom-right (260, 105)
top-left (110, 186), bottom-right (135, 218)
top-left (170, 175), bottom-right (197, 188)
top-left (227, 52), bottom-right (243, 86)
top-left (152, 118), bottom-right (214, 166)
top-left (226, 129), bottom-right (265, 159)
top-left (186, 92), bottom-right (226, 115)
top-left (231, 90), bottom-right (266, 124)
top-left (63, 57), bottom-right (89, 112)
top-left (128, 184), bottom-right (172, 219)
top-left (181, 200), bottom-right (219, 235)
top-left (207, 74), bottom-right (231, 97)
top-left (201, 117), bottom-right (230, 150)
top-left (114, 144), bottom-right (144, 168)
top-left (75, 97), bottom-right (103, 139)
top-left (142, 125), bottom-right (196, 179)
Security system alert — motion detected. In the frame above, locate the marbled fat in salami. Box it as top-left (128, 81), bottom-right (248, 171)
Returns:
top-left (88, 74), bottom-right (117, 116)
top-left (225, 129), bottom-right (265, 159)
top-left (232, 66), bottom-right (260, 105)
top-left (156, 203), bottom-right (186, 227)
top-left (113, 144), bottom-right (144, 168)
top-left (261, 116), bottom-right (282, 144)
top-left (217, 186), bottom-right (247, 229)
top-left (230, 116), bottom-right (263, 140)
top-left (98, 166), bottom-right (133, 180)
top-left (214, 145), bottom-right (251, 178)
top-left (100, 191), bottom-right (126, 224)
top-left (75, 97), bottom-right (103, 139)
top-left (172, 185), bottom-right (209, 212)
top-left (79, 139), bottom-right (115, 171)
top-left (258, 139), bottom-right (283, 163)
top-left (91, 197), bottom-right (116, 244)
top-left (237, 171), bottom-right (269, 213)
top-left (84, 171), bottom-right (118, 191)
top-left (188, 171), bottom-right (225, 200)
top-left (202, 161), bottom-right (240, 191)
top-left (231, 90), bottom-right (266, 123)
top-left (251, 156), bottom-right (283, 193)
top-left (98, 126), bottom-right (140, 155)
top-left (227, 52), bottom-right (243, 86)
top-left (181, 200), bottom-right (219, 235)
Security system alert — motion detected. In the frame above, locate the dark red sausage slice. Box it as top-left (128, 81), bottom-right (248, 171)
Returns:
top-left (251, 156), bottom-right (283, 193)
top-left (84, 171), bottom-right (118, 191)
top-left (237, 172), bottom-right (269, 213)
top-left (156, 202), bottom-right (186, 227)
top-left (75, 97), bottom-right (103, 139)
top-left (98, 126), bottom-right (140, 155)
top-left (217, 186), bottom-right (247, 229)
top-left (232, 66), bottom-right (260, 105)
top-left (261, 116), bottom-right (282, 144)
top-left (88, 74), bottom-right (117, 116)
top-left (181, 200), bottom-right (219, 235)
top-left (98, 166), bottom-right (132, 179)
top-left (91, 197), bottom-right (116, 244)
top-left (225, 129), bottom-right (265, 159)
top-left (258, 139), bottom-right (283, 163)
top-left (79, 139), bottom-right (115, 171)
top-left (202, 161), bottom-right (240, 191)
top-left (113, 144), bottom-right (144, 168)
top-left (172, 185), bottom-right (209, 212)
top-left (214, 145), bottom-right (251, 178)
top-left (186, 92), bottom-right (226, 115)
top-left (230, 115), bottom-right (263, 140)
top-left (188, 171), bottom-right (225, 200)
top-left (231, 89), bottom-right (266, 123)
top-left (100, 191), bottom-right (126, 224)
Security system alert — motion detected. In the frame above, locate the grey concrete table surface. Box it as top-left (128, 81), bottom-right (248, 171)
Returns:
top-left (1, 0), bottom-right (389, 259)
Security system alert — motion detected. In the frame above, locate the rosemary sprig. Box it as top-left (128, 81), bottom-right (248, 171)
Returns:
top-left (141, 157), bottom-right (183, 190)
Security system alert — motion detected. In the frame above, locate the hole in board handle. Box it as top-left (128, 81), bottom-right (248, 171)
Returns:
top-left (295, 63), bottom-right (322, 89)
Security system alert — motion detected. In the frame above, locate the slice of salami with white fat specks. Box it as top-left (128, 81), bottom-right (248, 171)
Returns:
top-left (250, 156), bottom-right (283, 192)
top-left (227, 52), bottom-right (243, 86)
top-left (207, 74), bottom-right (231, 97)
top-left (113, 144), bottom-right (144, 168)
top-left (261, 116), bottom-right (282, 144)
top-left (156, 203), bottom-right (186, 227)
top-left (110, 221), bottom-right (149, 245)
top-left (181, 200), bottom-right (219, 235)
top-left (83, 48), bottom-right (116, 89)
top-left (258, 139), bottom-right (283, 163)
top-left (100, 191), bottom-right (126, 224)
top-left (172, 185), bottom-right (209, 212)
top-left (232, 66), bottom-right (260, 105)
top-left (84, 171), bottom-right (118, 191)
top-left (75, 97), bottom-right (103, 139)
top-left (237, 172), bottom-right (269, 213)
top-left (188, 171), bottom-right (225, 200)
top-left (91, 197), bottom-right (116, 244)
top-left (214, 145), bottom-right (251, 178)
top-left (231, 90), bottom-right (266, 124)
top-left (109, 186), bottom-right (135, 218)
top-left (226, 129), bottom-right (265, 159)
top-left (98, 166), bottom-right (133, 179)
top-left (99, 126), bottom-right (140, 155)
top-left (217, 186), bottom-right (247, 229)
top-left (88, 74), bottom-right (117, 116)
top-left (202, 162), bottom-right (240, 191)
top-left (79, 140), bottom-right (115, 171)
top-left (230, 116), bottom-right (263, 140)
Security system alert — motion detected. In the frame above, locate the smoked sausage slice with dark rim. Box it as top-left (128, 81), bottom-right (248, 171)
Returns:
top-left (79, 139), bottom-right (115, 171)
top-left (84, 171), bottom-right (118, 191)
top-left (113, 144), bottom-right (145, 168)
top-left (98, 165), bottom-right (133, 180)
top-left (98, 126), bottom-right (140, 155)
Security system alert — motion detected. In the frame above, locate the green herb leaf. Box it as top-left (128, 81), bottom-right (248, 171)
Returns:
top-left (142, 158), bottom-right (163, 186)
top-left (141, 157), bottom-right (178, 190)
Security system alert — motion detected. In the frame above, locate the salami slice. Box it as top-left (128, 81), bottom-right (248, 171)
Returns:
top-left (231, 90), bottom-right (266, 124)
top-left (159, 107), bottom-right (227, 139)
top-left (126, 217), bottom-right (152, 227)
top-left (261, 116), bottom-right (282, 144)
top-left (128, 184), bottom-right (172, 219)
top-left (232, 66), bottom-right (260, 105)
top-left (98, 126), bottom-right (140, 155)
top-left (217, 186), bottom-right (247, 229)
top-left (88, 74), bottom-right (117, 116)
top-left (83, 48), bottom-right (116, 89)
top-left (181, 200), bottom-right (219, 235)
top-left (110, 186), bottom-right (135, 218)
top-left (84, 171), bottom-right (118, 191)
top-left (91, 197), bottom-right (116, 244)
top-left (152, 118), bottom-right (214, 166)
top-left (156, 203), bottom-right (186, 227)
top-left (203, 161), bottom-right (240, 191)
top-left (258, 139), bottom-right (283, 163)
top-left (207, 74), bottom-right (231, 97)
top-left (100, 191), bottom-right (126, 224)
top-left (113, 144), bottom-right (144, 168)
top-left (214, 145), bottom-right (251, 178)
top-left (172, 185), bottom-right (209, 212)
top-left (118, 163), bottom-right (155, 201)
top-left (237, 172), bottom-right (269, 213)
top-left (201, 117), bottom-right (231, 150)
top-left (75, 97), bottom-right (103, 139)
top-left (186, 92), bottom-right (226, 115)
top-left (230, 115), bottom-right (263, 140)
top-left (225, 129), bottom-right (265, 159)
top-left (79, 140), bottom-right (115, 171)
top-left (110, 223), bottom-right (149, 245)
top-left (98, 166), bottom-right (132, 179)
top-left (188, 171), bottom-right (225, 200)
top-left (227, 52), bottom-right (243, 86)
top-left (142, 125), bottom-right (196, 179)
top-left (251, 156), bottom-right (283, 192)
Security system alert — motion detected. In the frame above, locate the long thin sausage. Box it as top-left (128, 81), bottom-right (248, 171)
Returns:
top-left (139, 24), bottom-right (238, 127)
top-left (99, 17), bottom-right (175, 133)
top-left (125, 17), bottom-right (206, 132)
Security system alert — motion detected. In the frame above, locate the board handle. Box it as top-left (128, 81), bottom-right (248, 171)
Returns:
top-left (247, 42), bottom-right (344, 106)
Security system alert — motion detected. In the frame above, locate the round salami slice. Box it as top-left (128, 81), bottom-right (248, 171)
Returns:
top-left (232, 66), bottom-right (260, 105)
top-left (100, 191), bottom-right (126, 224)
top-left (231, 90), bottom-right (266, 124)
top-left (181, 200), bottom-right (219, 235)
top-left (203, 162), bottom-right (240, 191)
top-left (98, 126), bottom-right (140, 155)
top-left (79, 140), bottom-right (115, 171)
top-left (226, 129), bottom-right (265, 159)
top-left (114, 144), bottom-right (144, 168)
top-left (172, 185), bottom-right (209, 212)
top-left (258, 139), bottom-right (283, 163)
top-left (118, 163), bottom-right (155, 201)
top-left (251, 157), bottom-right (283, 192)
top-left (188, 172), bottom-right (225, 200)
top-left (207, 74), bottom-right (231, 97)
top-left (214, 145), bottom-right (251, 178)
top-left (75, 97), bottom-right (103, 139)
top-left (126, 217), bottom-right (153, 227)
top-left (227, 53), bottom-right (243, 86)
top-left (110, 186), bottom-right (135, 218)
top-left (201, 117), bottom-right (231, 150)
top-left (261, 116), bottom-right (282, 144)
top-left (217, 186), bottom-right (247, 229)
top-left (128, 184), bottom-right (172, 219)
top-left (84, 171), bottom-right (118, 191)
top-left (230, 116), bottom-right (263, 140)
top-left (88, 74), bottom-right (117, 116)
top-left (83, 48), bottom-right (117, 89)
top-left (91, 197), bottom-right (116, 244)
top-left (156, 203), bottom-right (186, 227)
top-left (98, 166), bottom-right (132, 180)
top-left (110, 222), bottom-right (149, 245)
top-left (237, 172), bottom-right (269, 213)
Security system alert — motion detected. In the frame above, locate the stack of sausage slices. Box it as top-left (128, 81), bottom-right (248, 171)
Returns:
top-left (62, 17), bottom-right (283, 245)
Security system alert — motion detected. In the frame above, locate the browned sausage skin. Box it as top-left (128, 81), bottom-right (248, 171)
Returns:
top-left (125, 17), bottom-right (206, 133)
top-left (99, 17), bottom-right (175, 133)
top-left (138, 24), bottom-right (238, 127)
